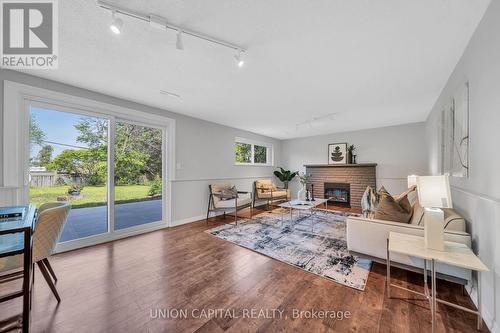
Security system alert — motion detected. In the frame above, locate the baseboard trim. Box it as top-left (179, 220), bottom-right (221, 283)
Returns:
top-left (171, 211), bottom-right (226, 227)
top-left (467, 284), bottom-right (499, 333)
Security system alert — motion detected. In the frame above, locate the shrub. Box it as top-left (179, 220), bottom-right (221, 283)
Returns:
top-left (148, 178), bottom-right (162, 197)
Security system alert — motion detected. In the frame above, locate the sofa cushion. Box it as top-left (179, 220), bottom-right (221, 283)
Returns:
top-left (215, 196), bottom-right (252, 208)
top-left (257, 190), bottom-right (288, 199)
top-left (255, 179), bottom-right (277, 193)
top-left (374, 187), bottom-right (413, 223)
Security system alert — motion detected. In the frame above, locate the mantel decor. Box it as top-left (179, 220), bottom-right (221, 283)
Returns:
top-left (328, 143), bottom-right (347, 165)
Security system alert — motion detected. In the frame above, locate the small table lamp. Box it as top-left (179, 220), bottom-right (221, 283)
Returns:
top-left (416, 175), bottom-right (453, 251)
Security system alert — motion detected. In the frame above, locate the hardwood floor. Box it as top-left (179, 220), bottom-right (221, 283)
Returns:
top-left (0, 207), bottom-right (486, 333)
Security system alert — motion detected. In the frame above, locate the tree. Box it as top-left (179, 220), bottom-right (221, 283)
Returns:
top-left (30, 117), bottom-right (45, 146)
top-left (49, 147), bottom-right (107, 185)
top-left (74, 118), bottom-right (108, 147)
top-left (37, 145), bottom-right (53, 168)
top-left (69, 118), bottom-right (163, 185)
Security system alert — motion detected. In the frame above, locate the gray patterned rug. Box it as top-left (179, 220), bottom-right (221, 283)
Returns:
top-left (207, 209), bottom-right (372, 290)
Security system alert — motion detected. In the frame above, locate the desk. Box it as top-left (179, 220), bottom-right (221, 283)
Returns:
top-left (0, 205), bottom-right (37, 332)
top-left (386, 232), bottom-right (489, 333)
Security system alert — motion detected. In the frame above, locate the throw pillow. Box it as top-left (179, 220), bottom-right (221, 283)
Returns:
top-left (219, 186), bottom-right (239, 200)
top-left (374, 187), bottom-right (413, 223)
top-left (361, 186), bottom-right (379, 218)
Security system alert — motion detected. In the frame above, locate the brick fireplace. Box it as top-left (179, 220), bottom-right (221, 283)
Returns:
top-left (304, 163), bottom-right (377, 210)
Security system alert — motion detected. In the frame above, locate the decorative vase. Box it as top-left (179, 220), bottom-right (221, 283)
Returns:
top-left (352, 155), bottom-right (357, 164)
top-left (347, 152), bottom-right (353, 164)
top-left (297, 185), bottom-right (307, 201)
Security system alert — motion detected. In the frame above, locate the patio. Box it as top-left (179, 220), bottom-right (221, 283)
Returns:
top-left (59, 199), bottom-right (162, 242)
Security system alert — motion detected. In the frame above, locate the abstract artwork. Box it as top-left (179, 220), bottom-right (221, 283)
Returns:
top-left (442, 82), bottom-right (469, 178)
top-left (207, 209), bottom-right (372, 290)
top-left (328, 143), bottom-right (347, 164)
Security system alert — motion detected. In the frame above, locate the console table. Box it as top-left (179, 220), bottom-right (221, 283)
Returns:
top-left (386, 232), bottom-right (489, 333)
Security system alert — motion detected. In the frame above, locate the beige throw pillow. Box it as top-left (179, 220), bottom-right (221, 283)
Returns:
top-left (374, 187), bottom-right (413, 223)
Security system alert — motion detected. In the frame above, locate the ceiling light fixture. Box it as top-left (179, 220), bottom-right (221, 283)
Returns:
top-left (176, 29), bottom-right (184, 50)
top-left (97, 0), bottom-right (246, 62)
top-left (234, 49), bottom-right (244, 68)
top-left (110, 11), bottom-right (123, 35)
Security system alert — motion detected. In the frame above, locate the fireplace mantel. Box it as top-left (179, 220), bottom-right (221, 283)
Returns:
top-left (304, 163), bottom-right (377, 168)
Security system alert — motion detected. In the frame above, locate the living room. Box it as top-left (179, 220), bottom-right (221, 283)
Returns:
top-left (0, 0), bottom-right (499, 332)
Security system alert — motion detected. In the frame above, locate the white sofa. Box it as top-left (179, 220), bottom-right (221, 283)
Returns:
top-left (346, 201), bottom-right (472, 283)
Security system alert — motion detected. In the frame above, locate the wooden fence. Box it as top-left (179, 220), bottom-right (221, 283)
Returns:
top-left (30, 172), bottom-right (83, 187)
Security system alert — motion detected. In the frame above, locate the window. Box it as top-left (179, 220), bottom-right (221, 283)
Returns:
top-left (235, 137), bottom-right (273, 166)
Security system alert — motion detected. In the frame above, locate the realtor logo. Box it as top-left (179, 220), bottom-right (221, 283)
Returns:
top-left (1, 0), bottom-right (58, 68)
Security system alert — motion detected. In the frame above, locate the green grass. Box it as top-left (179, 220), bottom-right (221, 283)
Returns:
top-left (29, 185), bottom-right (160, 209)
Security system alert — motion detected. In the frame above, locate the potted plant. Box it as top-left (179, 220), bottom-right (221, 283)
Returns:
top-left (273, 167), bottom-right (298, 189)
top-left (67, 183), bottom-right (83, 196)
top-left (347, 144), bottom-right (357, 164)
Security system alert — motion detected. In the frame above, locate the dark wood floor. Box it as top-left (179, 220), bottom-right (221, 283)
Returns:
top-left (0, 207), bottom-right (486, 333)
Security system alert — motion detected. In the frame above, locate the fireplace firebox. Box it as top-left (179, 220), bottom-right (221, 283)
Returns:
top-left (324, 183), bottom-right (351, 207)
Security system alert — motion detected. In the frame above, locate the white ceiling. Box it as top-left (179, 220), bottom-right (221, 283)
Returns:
top-left (19, 0), bottom-right (490, 139)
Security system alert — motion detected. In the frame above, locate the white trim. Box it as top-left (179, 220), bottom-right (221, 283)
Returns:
top-left (170, 211), bottom-right (227, 227)
top-left (234, 136), bottom-right (274, 166)
top-left (3, 80), bottom-right (175, 249)
top-left (172, 176), bottom-right (272, 182)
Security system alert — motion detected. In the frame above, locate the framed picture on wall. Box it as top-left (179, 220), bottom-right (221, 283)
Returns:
top-left (328, 143), bottom-right (347, 164)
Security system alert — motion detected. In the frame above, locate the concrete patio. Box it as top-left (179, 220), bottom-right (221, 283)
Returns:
top-left (60, 199), bottom-right (162, 242)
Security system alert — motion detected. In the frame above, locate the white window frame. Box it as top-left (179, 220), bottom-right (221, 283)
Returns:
top-left (3, 81), bottom-right (176, 253)
top-left (234, 137), bottom-right (274, 166)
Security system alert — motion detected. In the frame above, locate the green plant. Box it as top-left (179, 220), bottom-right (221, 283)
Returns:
top-left (348, 144), bottom-right (356, 154)
top-left (298, 172), bottom-right (310, 187)
top-left (67, 183), bottom-right (83, 194)
top-left (148, 177), bottom-right (162, 197)
top-left (273, 168), bottom-right (298, 189)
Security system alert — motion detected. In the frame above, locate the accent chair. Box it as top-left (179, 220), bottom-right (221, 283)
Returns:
top-left (206, 183), bottom-right (253, 225)
top-left (0, 202), bottom-right (71, 302)
top-left (252, 179), bottom-right (289, 209)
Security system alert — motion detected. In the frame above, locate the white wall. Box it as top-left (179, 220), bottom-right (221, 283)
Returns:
top-left (0, 69), bottom-right (281, 224)
top-left (281, 123), bottom-right (427, 196)
top-left (425, 0), bottom-right (500, 331)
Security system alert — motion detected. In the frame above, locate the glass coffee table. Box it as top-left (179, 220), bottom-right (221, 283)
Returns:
top-left (278, 199), bottom-right (329, 232)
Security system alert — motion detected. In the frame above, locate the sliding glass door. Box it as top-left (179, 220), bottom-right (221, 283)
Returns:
top-left (114, 120), bottom-right (163, 230)
top-left (28, 103), bottom-right (165, 246)
top-left (29, 106), bottom-right (109, 242)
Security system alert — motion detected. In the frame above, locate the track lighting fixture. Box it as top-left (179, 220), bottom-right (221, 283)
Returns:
top-left (234, 50), bottom-right (245, 68)
top-left (97, 1), bottom-right (247, 65)
top-left (110, 11), bottom-right (123, 35)
top-left (176, 30), bottom-right (184, 50)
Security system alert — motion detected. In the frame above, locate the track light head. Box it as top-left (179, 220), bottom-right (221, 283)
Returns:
top-left (110, 11), bottom-right (123, 35)
top-left (234, 50), bottom-right (244, 68)
top-left (176, 30), bottom-right (184, 50)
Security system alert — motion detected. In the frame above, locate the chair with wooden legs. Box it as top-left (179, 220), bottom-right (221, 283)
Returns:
top-left (0, 202), bottom-right (71, 302)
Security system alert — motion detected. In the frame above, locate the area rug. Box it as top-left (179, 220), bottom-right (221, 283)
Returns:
top-left (206, 209), bottom-right (372, 290)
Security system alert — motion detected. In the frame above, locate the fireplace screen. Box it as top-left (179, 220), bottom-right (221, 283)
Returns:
top-left (324, 183), bottom-right (350, 207)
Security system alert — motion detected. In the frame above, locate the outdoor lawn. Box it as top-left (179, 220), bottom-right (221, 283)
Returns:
top-left (30, 185), bottom-right (160, 209)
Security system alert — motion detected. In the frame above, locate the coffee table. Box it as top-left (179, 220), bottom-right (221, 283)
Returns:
top-left (278, 198), bottom-right (329, 232)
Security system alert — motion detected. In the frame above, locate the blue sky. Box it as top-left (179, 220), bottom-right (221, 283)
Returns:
top-left (30, 107), bottom-right (94, 158)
